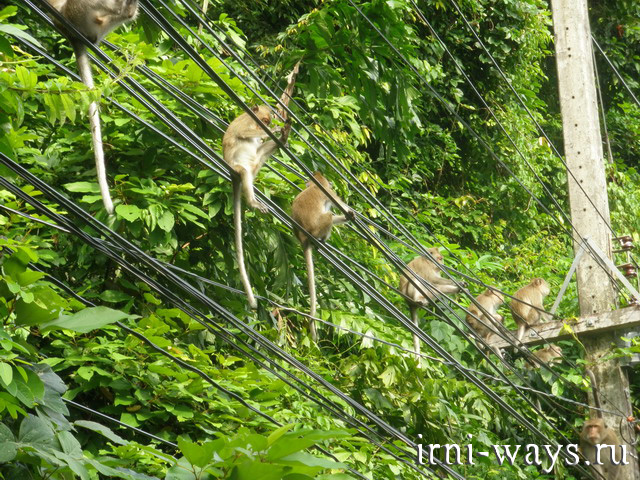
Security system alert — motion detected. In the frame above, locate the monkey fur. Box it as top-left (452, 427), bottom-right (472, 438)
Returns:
top-left (222, 61), bottom-right (300, 310)
top-left (525, 344), bottom-right (563, 369)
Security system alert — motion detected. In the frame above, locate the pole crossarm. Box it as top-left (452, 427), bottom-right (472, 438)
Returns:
top-left (487, 306), bottom-right (640, 350)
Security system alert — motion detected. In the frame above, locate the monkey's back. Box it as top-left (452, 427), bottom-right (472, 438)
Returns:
top-left (292, 185), bottom-right (334, 244)
top-left (399, 256), bottom-right (434, 299)
top-left (222, 110), bottom-right (269, 169)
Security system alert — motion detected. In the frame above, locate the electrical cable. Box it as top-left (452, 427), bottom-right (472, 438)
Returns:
top-left (443, 0), bottom-right (619, 242)
top-left (345, 0), bottom-right (635, 388)
top-left (591, 35), bottom-right (640, 109)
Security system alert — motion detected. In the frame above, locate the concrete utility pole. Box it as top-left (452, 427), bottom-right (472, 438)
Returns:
top-left (551, 0), bottom-right (638, 478)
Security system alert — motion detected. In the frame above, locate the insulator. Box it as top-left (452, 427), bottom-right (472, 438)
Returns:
top-left (617, 263), bottom-right (636, 277)
top-left (614, 235), bottom-right (634, 251)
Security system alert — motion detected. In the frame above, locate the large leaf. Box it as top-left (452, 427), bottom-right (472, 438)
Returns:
top-left (40, 306), bottom-right (136, 333)
top-left (75, 420), bottom-right (128, 446)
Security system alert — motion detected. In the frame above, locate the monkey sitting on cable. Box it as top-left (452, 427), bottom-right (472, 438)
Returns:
top-left (525, 344), bottom-right (563, 369)
top-left (46, 0), bottom-right (139, 214)
top-left (580, 369), bottom-right (624, 480)
top-left (222, 106), bottom-right (291, 309)
top-left (399, 248), bottom-right (460, 357)
top-left (510, 278), bottom-right (551, 343)
top-left (222, 62), bottom-right (300, 310)
top-left (466, 289), bottom-right (505, 358)
top-left (291, 171), bottom-right (354, 341)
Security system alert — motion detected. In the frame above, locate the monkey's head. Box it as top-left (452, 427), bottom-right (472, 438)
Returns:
top-left (548, 344), bottom-right (563, 358)
top-left (306, 171), bottom-right (329, 189)
top-left (427, 247), bottom-right (443, 264)
top-left (531, 277), bottom-right (550, 296)
top-left (582, 418), bottom-right (606, 445)
top-left (251, 105), bottom-right (272, 126)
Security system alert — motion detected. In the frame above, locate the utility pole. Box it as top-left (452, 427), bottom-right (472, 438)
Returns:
top-left (551, 0), bottom-right (638, 478)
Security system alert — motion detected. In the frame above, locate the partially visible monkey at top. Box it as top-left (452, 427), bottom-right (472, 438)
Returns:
top-left (399, 249), bottom-right (460, 357)
top-left (223, 61), bottom-right (301, 309)
top-left (291, 171), bottom-right (353, 341)
top-left (46, 0), bottom-right (139, 214)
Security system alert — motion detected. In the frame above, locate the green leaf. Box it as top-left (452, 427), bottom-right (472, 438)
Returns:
top-left (116, 204), bottom-right (142, 222)
top-left (74, 420), bottom-right (128, 445)
top-left (14, 285), bottom-right (65, 326)
top-left (277, 451), bottom-right (346, 469)
top-left (16, 270), bottom-right (45, 287)
top-left (64, 182), bottom-right (100, 193)
top-left (41, 306), bottom-right (135, 333)
top-left (267, 424), bottom-right (295, 446)
top-left (0, 423), bottom-right (17, 462)
top-left (0, 24), bottom-right (41, 47)
top-left (177, 437), bottom-right (216, 468)
top-left (157, 210), bottom-right (175, 232)
top-left (0, 363), bottom-right (12, 386)
top-left (99, 290), bottom-right (133, 303)
top-left (18, 415), bottom-right (56, 446)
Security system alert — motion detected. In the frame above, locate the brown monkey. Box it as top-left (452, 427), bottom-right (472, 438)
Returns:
top-left (580, 369), bottom-right (625, 479)
top-left (525, 344), bottom-right (563, 369)
top-left (399, 249), bottom-right (460, 356)
top-left (222, 62), bottom-right (300, 309)
top-left (46, 0), bottom-right (139, 214)
top-left (291, 171), bottom-right (353, 341)
top-left (510, 278), bottom-right (551, 342)
top-left (466, 289), bottom-right (505, 358)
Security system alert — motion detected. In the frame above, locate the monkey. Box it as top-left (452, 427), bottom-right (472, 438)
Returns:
top-left (510, 278), bottom-right (551, 343)
top-left (46, 0), bottom-right (139, 214)
top-left (291, 171), bottom-right (354, 341)
top-left (466, 289), bottom-right (505, 358)
top-left (580, 369), bottom-right (625, 479)
top-left (222, 105), bottom-right (290, 309)
top-left (222, 62), bottom-right (301, 310)
top-left (525, 344), bottom-right (563, 369)
top-left (399, 248), bottom-right (460, 357)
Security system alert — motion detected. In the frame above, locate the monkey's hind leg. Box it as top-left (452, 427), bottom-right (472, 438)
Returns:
top-left (233, 178), bottom-right (258, 309)
top-left (303, 244), bottom-right (318, 342)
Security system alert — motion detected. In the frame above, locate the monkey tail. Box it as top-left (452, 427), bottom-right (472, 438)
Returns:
top-left (585, 368), bottom-right (602, 418)
top-left (303, 243), bottom-right (318, 342)
top-left (233, 178), bottom-right (257, 309)
top-left (74, 43), bottom-right (114, 215)
top-left (410, 304), bottom-right (420, 358)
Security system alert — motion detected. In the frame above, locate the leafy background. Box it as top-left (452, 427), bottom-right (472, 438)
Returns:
top-left (0, 0), bottom-right (639, 478)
